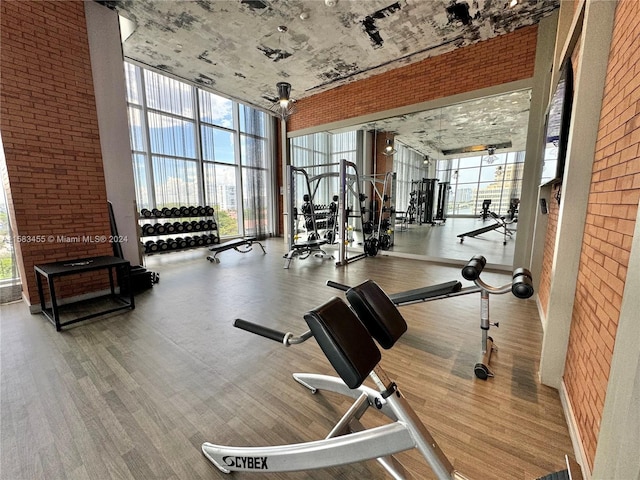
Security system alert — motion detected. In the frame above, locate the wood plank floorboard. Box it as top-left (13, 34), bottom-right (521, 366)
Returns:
top-left (1, 237), bottom-right (572, 479)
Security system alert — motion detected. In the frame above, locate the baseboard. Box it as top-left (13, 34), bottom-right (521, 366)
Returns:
top-left (559, 380), bottom-right (591, 480)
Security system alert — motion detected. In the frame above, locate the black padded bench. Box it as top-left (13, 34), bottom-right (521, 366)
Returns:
top-left (206, 237), bottom-right (266, 263)
top-left (388, 280), bottom-right (462, 305)
top-left (327, 279), bottom-right (462, 306)
top-left (283, 239), bottom-right (332, 269)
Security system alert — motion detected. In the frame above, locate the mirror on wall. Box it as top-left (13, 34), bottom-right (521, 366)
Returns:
top-left (289, 89), bottom-right (532, 269)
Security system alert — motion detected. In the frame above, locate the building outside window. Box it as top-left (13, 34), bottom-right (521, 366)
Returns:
top-left (436, 152), bottom-right (524, 217)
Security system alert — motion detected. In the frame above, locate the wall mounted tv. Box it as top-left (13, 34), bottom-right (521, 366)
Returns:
top-left (540, 60), bottom-right (574, 185)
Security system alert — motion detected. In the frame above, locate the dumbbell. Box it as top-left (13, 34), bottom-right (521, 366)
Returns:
top-left (175, 237), bottom-right (188, 249)
top-left (141, 224), bottom-right (156, 236)
top-left (180, 206), bottom-right (190, 216)
top-left (171, 207), bottom-right (181, 217)
top-left (156, 239), bottom-right (169, 251)
top-left (165, 238), bottom-right (178, 250)
top-left (152, 208), bottom-right (162, 217)
top-left (161, 207), bottom-right (172, 217)
top-left (205, 206), bottom-right (214, 216)
top-left (144, 240), bottom-right (158, 253)
top-left (182, 221), bottom-right (193, 232)
top-left (140, 208), bottom-right (152, 218)
top-left (174, 221), bottom-right (184, 233)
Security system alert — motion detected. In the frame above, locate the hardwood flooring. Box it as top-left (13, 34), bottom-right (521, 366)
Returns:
top-left (0, 237), bottom-right (572, 479)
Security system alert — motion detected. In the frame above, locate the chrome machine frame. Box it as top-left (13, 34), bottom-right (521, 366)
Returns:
top-left (202, 318), bottom-right (470, 479)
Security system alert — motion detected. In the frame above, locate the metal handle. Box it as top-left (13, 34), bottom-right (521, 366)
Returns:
top-left (326, 280), bottom-right (350, 292)
top-left (234, 318), bottom-right (286, 343)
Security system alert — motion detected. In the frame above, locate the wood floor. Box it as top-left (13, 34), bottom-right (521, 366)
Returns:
top-left (0, 237), bottom-right (573, 480)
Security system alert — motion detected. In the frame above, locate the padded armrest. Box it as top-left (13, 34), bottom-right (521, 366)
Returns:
top-left (346, 280), bottom-right (407, 350)
top-left (304, 297), bottom-right (381, 389)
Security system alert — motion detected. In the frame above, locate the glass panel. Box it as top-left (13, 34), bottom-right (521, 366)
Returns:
top-left (451, 184), bottom-right (476, 215)
top-left (152, 156), bottom-right (199, 208)
top-left (124, 62), bottom-right (142, 105)
top-left (240, 134), bottom-right (267, 168)
top-left (291, 147), bottom-right (310, 166)
top-left (331, 131), bottom-right (357, 154)
top-left (132, 153), bottom-right (150, 211)
top-left (239, 105), bottom-right (268, 136)
top-left (456, 167), bottom-right (480, 184)
top-left (242, 167), bottom-right (268, 236)
top-left (127, 106), bottom-right (146, 152)
top-left (148, 112), bottom-right (196, 158)
top-left (199, 90), bottom-right (233, 128)
top-left (144, 69), bottom-right (194, 118)
top-left (458, 156), bottom-right (482, 168)
top-left (201, 125), bottom-right (235, 163)
top-left (291, 136), bottom-right (309, 149)
top-left (479, 162), bottom-right (507, 182)
top-left (203, 163), bottom-right (239, 236)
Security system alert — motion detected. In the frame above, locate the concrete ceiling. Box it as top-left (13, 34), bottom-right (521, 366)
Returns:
top-left (346, 88), bottom-right (532, 158)
top-left (101, 0), bottom-right (558, 156)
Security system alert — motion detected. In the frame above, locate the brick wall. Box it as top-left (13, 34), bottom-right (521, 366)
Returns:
top-left (563, 0), bottom-right (640, 470)
top-left (289, 25), bottom-right (538, 132)
top-left (0, 1), bottom-right (113, 306)
top-left (536, 184), bottom-right (561, 316)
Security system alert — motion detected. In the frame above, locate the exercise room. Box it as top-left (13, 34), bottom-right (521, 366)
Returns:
top-left (1, 1), bottom-right (638, 479)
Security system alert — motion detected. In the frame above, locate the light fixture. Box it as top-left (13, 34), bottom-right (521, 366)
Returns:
top-left (509, 0), bottom-right (518, 7)
top-left (382, 137), bottom-right (396, 156)
top-left (270, 82), bottom-right (296, 121)
top-left (423, 155), bottom-right (430, 165)
top-left (485, 146), bottom-right (498, 164)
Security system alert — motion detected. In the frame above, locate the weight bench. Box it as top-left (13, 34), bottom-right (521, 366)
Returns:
top-left (327, 255), bottom-right (534, 379)
top-left (284, 238), bottom-right (333, 269)
top-left (206, 237), bottom-right (266, 263)
top-left (202, 280), bottom-right (470, 479)
top-left (457, 212), bottom-right (516, 245)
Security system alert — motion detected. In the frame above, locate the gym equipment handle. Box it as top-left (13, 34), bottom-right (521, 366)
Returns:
top-left (512, 268), bottom-right (534, 299)
top-left (462, 255), bottom-right (487, 281)
top-left (234, 318), bottom-right (286, 343)
top-left (326, 280), bottom-right (350, 292)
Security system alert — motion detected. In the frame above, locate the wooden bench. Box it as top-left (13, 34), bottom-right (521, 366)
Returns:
top-left (206, 237), bottom-right (266, 263)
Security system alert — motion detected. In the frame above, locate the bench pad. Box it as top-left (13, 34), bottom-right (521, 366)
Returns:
top-left (209, 237), bottom-right (257, 252)
top-left (346, 280), bottom-right (408, 350)
top-left (304, 297), bottom-right (381, 389)
top-left (388, 280), bottom-right (462, 305)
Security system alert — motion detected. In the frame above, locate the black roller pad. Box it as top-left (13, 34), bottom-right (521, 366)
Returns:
top-left (304, 297), bottom-right (381, 389)
top-left (346, 280), bottom-right (408, 350)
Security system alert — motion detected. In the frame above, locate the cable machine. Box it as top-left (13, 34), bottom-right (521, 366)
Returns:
top-left (361, 171), bottom-right (397, 255)
top-left (286, 160), bottom-right (368, 268)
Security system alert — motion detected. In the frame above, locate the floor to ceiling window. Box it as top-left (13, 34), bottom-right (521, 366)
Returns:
top-left (124, 62), bottom-right (275, 239)
top-left (436, 152), bottom-right (524, 217)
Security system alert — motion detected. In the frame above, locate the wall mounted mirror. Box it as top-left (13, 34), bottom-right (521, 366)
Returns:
top-left (289, 89), bottom-right (533, 269)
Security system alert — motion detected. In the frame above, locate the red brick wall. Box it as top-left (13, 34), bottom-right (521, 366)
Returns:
top-left (563, 0), bottom-right (640, 470)
top-left (1, 0), bottom-right (113, 305)
top-left (289, 25), bottom-right (539, 132)
top-left (537, 183), bottom-right (562, 316)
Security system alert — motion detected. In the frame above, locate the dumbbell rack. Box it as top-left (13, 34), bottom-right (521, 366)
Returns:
top-left (139, 205), bottom-right (220, 255)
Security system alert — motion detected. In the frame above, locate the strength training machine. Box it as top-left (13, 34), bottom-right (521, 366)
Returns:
top-left (327, 255), bottom-right (534, 379)
top-left (202, 280), bottom-right (470, 479)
